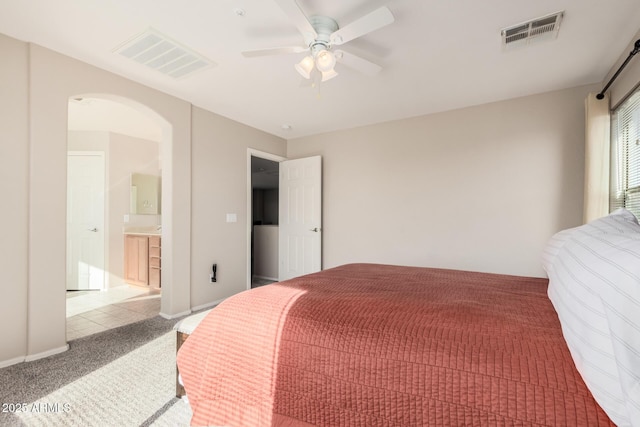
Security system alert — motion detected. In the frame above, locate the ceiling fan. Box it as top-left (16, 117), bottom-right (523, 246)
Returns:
top-left (242, 0), bottom-right (395, 87)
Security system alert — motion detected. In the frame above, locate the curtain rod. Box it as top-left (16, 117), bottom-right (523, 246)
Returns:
top-left (596, 39), bottom-right (640, 100)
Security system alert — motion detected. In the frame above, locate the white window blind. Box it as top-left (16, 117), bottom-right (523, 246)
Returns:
top-left (611, 88), bottom-right (640, 217)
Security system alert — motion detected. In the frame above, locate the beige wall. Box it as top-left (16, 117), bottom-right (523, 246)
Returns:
top-left (0, 33), bottom-right (286, 367)
top-left (0, 34), bottom-right (29, 366)
top-left (288, 85), bottom-right (597, 278)
top-left (190, 107), bottom-right (286, 308)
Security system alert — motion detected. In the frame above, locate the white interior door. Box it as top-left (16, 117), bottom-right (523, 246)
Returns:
top-left (279, 155), bottom-right (322, 281)
top-left (67, 152), bottom-right (105, 290)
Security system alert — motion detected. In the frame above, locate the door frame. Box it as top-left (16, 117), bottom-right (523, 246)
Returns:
top-left (66, 150), bottom-right (107, 291)
top-left (246, 148), bottom-right (287, 290)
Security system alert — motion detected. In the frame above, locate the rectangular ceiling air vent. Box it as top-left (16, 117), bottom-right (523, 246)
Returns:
top-left (501, 11), bottom-right (563, 50)
top-left (114, 28), bottom-right (216, 78)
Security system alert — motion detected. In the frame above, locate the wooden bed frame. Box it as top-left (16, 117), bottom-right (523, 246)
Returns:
top-left (174, 309), bottom-right (212, 398)
top-left (175, 330), bottom-right (189, 398)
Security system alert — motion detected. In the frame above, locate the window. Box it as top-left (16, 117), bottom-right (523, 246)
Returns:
top-left (610, 87), bottom-right (640, 218)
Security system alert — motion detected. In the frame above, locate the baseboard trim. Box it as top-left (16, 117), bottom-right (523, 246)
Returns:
top-left (24, 344), bottom-right (69, 363)
top-left (191, 298), bottom-right (225, 313)
top-left (159, 298), bottom-right (226, 320)
top-left (0, 355), bottom-right (27, 369)
top-left (159, 310), bottom-right (192, 320)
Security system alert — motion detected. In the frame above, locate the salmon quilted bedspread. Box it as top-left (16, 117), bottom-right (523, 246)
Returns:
top-left (176, 263), bottom-right (614, 426)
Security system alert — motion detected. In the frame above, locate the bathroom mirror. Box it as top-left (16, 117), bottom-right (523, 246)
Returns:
top-left (130, 173), bottom-right (161, 214)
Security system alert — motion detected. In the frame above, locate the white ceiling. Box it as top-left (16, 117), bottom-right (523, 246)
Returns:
top-left (2, 0), bottom-right (640, 139)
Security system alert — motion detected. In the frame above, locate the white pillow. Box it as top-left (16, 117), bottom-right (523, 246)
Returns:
top-left (544, 208), bottom-right (640, 427)
top-left (541, 226), bottom-right (578, 273)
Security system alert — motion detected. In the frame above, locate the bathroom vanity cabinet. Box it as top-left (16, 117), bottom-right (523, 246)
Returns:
top-left (124, 234), bottom-right (161, 288)
top-left (148, 235), bottom-right (161, 288)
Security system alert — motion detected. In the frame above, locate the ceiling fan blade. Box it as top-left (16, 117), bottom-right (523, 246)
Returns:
top-left (330, 7), bottom-right (394, 46)
top-left (273, 0), bottom-right (317, 45)
top-left (242, 46), bottom-right (307, 58)
top-left (334, 49), bottom-right (382, 76)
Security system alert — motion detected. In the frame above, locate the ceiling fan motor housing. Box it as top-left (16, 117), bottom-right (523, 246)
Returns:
top-left (308, 15), bottom-right (339, 49)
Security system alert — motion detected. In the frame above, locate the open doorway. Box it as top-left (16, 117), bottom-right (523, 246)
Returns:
top-left (251, 156), bottom-right (280, 288)
top-left (246, 150), bottom-right (324, 288)
top-left (66, 96), bottom-right (163, 340)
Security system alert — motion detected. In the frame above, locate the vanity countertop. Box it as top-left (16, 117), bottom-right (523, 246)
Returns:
top-left (123, 226), bottom-right (162, 236)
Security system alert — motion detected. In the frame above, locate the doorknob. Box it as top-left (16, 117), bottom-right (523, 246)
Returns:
top-left (88, 227), bottom-right (98, 232)
top-left (310, 227), bottom-right (320, 232)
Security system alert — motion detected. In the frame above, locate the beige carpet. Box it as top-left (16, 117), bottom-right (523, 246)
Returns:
top-left (0, 317), bottom-right (193, 426)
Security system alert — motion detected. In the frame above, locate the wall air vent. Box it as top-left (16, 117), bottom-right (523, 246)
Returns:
top-left (114, 28), bottom-right (216, 78)
top-left (501, 11), bottom-right (563, 50)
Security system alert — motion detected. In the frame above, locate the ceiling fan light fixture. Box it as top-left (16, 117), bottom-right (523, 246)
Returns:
top-left (309, 67), bottom-right (322, 88)
top-left (295, 55), bottom-right (314, 79)
top-left (315, 49), bottom-right (336, 73)
top-left (321, 69), bottom-right (338, 82)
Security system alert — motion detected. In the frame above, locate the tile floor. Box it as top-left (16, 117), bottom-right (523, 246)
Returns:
top-left (66, 285), bottom-right (161, 341)
top-left (66, 279), bottom-right (274, 341)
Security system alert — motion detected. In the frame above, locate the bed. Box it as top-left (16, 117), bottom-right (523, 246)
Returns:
top-left (177, 210), bottom-right (640, 427)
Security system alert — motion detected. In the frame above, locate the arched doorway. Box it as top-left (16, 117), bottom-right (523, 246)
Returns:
top-left (66, 94), bottom-right (168, 340)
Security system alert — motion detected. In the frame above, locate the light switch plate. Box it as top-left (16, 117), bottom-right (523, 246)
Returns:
top-left (226, 213), bottom-right (237, 223)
